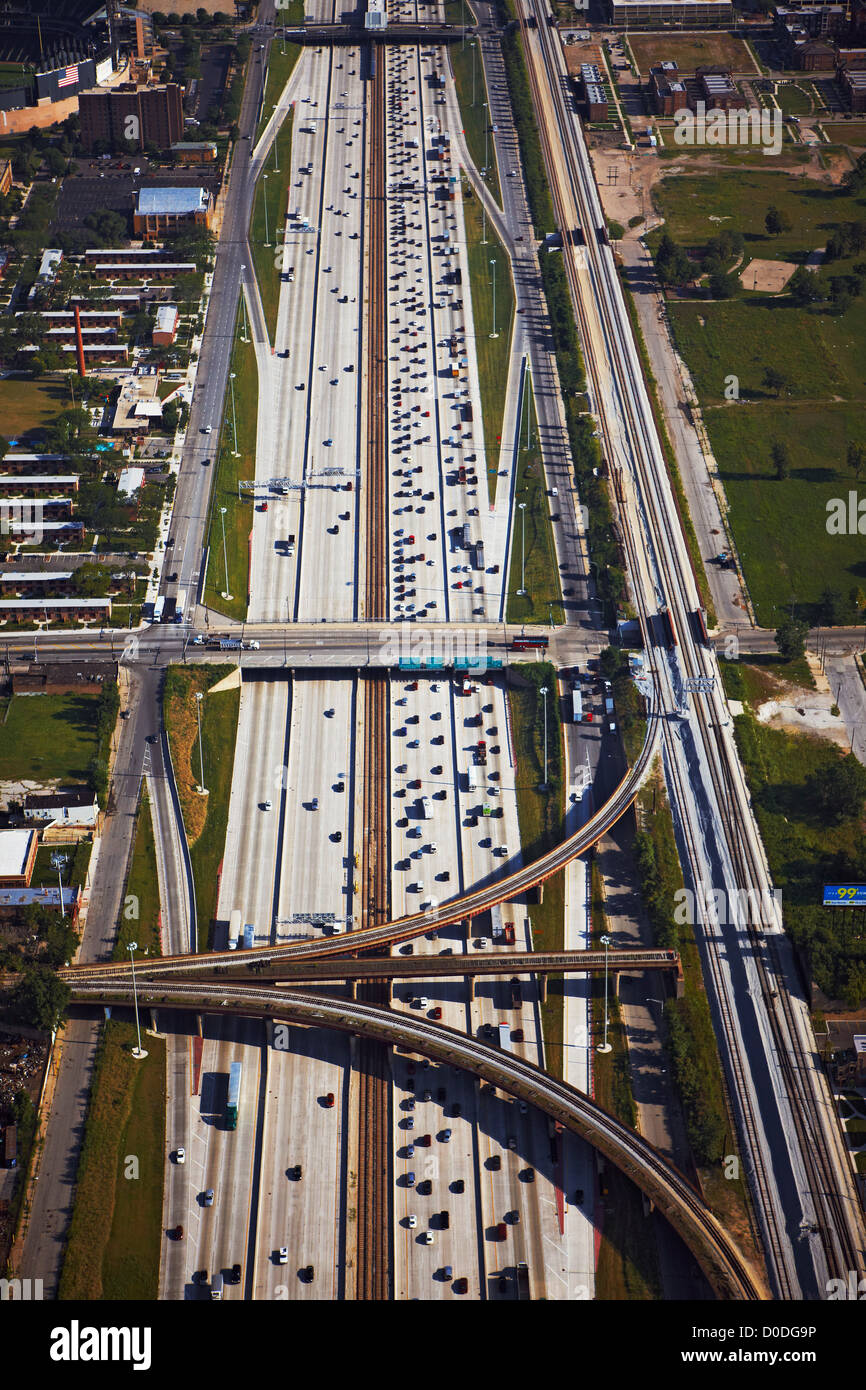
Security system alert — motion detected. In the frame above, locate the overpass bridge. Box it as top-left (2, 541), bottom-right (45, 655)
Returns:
top-left (64, 947), bottom-right (683, 998)
top-left (69, 977), bottom-right (765, 1301)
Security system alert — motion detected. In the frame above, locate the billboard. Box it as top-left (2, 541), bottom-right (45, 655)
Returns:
top-left (822, 885), bottom-right (866, 908)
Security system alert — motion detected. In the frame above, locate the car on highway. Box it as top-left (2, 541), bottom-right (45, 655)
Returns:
top-left (204, 1189), bottom-right (215, 1206)
top-left (174, 1148), bottom-right (185, 1164)
top-left (277, 1247), bottom-right (288, 1264)
top-left (324, 1092), bottom-right (335, 1107)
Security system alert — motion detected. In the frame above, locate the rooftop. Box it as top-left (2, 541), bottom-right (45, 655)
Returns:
top-left (137, 186), bottom-right (208, 217)
top-left (0, 830), bottom-right (37, 881)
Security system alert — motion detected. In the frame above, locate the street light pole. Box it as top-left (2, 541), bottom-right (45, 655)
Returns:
top-left (240, 264), bottom-right (248, 342)
top-left (472, 43), bottom-right (477, 106)
top-left (517, 502), bottom-right (526, 595)
top-left (220, 506), bottom-right (232, 600)
top-left (597, 933), bottom-right (612, 1054)
top-left (128, 941), bottom-right (147, 1060)
top-left (230, 372), bottom-right (239, 456)
top-left (540, 684), bottom-right (549, 789)
top-left (484, 104), bottom-right (489, 171)
top-left (263, 172), bottom-right (270, 246)
top-left (195, 691), bottom-right (208, 795)
top-left (489, 258), bottom-right (498, 338)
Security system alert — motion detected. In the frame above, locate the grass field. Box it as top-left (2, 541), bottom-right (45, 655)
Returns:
top-left (58, 1021), bottom-right (165, 1300)
top-left (652, 165), bottom-right (866, 625)
top-left (0, 693), bottom-right (102, 784)
top-left (32, 841), bottom-right (92, 891)
top-left (114, 791), bottom-right (161, 960)
top-left (506, 376), bottom-right (563, 625)
top-left (250, 110), bottom-right (294, 343)
top-left (163, 664), bottom-right (240, 949)
top-left (703, 402), bottom-right (866, 624)
top-left (202, 303), bottom-right (257, 621)
top-left (731, 712), bottom-right (866, 1004)
top-left (776, 83), bottom-right (814, 117)
top-left (462, 190), bottom-right (513, 502)
top-left (0, 376), bottom-right (69, 442)
top-left (823, 122), bottom-right (866, 148)
top-left (626, 32), bottom-right (757, 78)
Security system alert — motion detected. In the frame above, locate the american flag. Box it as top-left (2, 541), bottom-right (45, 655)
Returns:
top-left (57, 65), bottom-right (78, 89)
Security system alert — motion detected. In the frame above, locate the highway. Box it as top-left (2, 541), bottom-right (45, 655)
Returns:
top-left (67, 978), bottom-right (766, 1302)
top-left (514, 0), bottom-right (864, 1298)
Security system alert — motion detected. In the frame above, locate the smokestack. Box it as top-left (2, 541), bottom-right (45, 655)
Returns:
top-left (74, 305), bottom-right (86, 378)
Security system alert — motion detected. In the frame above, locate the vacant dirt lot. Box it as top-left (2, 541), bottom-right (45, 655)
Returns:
top-left (738, 257), bottom-right (797, 292)
top-left (626, 32), bottom-right (758, 78)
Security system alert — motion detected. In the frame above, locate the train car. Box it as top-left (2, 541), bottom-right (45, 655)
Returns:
top-left (690, 607), bottom-right (710, 647)
top-left (595, 224), bottom-right (609, 246)
top-left (659, 608), bottom-right (678, 648)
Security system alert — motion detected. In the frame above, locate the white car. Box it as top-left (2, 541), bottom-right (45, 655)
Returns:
top-left (408, 1214), bottom-right (417, 1228)
top-left (174, 1148), bottom-right (185, 1164)
top-left (263, 800), bottom-right (273, 811)
top-left (422, 1231), bottom-right (434, 1244)
top-left (278, 1247), bottom-right (289, 1264)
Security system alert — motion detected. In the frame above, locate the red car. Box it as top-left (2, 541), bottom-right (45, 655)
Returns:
top-left (324, 1093), bottom-right (335, 1108)
top-left (430, 1006), bottom-right (442, 1020)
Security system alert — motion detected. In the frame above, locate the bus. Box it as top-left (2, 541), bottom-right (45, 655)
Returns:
top-left (152, 595), bottom-right (165, 623)
top-left (516, 1262), bottom-right (530, 1300)
top-left (242, 922), bottom-right (255, 950)
top-left (174, 589), bottom-right (185, 624)
top-left (227, 910), bottom-right (241, 950)
top-left (226, 1062), bottom-right (241, 1131)
top-left (462, 522), bottom-right (471, 548)
top-left (498, 1022), bottom-right (512, 1053)
top-left (571, 686), bottom-right (583, 722)
top-left (511, 634), bottom-right (549, 652)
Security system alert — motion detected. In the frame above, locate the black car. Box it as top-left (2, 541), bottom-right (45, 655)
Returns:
top-left (230, 1263), bottom-right (241, 1284)
top-left (167, 572), bottom-right (178, 583)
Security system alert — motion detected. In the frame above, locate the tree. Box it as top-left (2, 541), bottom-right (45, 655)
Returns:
top-left (73, 562), bottom-right (111, 598)
top-left (707, 268), bottom-right (738, 299)
top-left (11, 965), bottom-right (70, 1031)
top-left (847, 441), bottom-right (866, 479)
top-left (655, 232), bottom-right (693, 287)
top-left (765, 205), bottom-right (791, 236)
top-left (788, 264), bottom-right (822, 306)
top-left (771, 440), bottom-right (790, 479)
top-left (808, 753), bottom-right (866, 823)
top-left (763, 367), bottom-right (787, 397)
top-left (819, 587), bottom-right (847, 625)
top-left (775, 616), bottom-right (808, 660)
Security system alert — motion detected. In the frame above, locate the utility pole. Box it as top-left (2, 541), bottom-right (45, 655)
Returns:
top-left (517, 502), bottom-right (526, 596)
top-left (597, 934), bottom-right (612, 1054)
top-left (230, 372), bottom-right (239, 456)
top-left (128, 942), bottom-right (147, 1060)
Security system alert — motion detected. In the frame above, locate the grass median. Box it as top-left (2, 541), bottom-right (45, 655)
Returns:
top-left (507, 662), bottom-right (565, 1071)
top-left (114, 790), bottom-right (161, 961)
top-left (250, 109), bottom-right (294, 344)
top-left (462, 188), bottom-right (514, 504)
top-left (202, 303), bottom-right (257, 622)
top-left (445, 2), bottom-right (502, 210)
top-left (59, 1020), bottom-right (165, 1301)
top-left (255, 20), bottom-right (303, 144)
top-left (163, 664), bottom-right (240, 951)
top-left (506, 377), bottom-right (562, 625)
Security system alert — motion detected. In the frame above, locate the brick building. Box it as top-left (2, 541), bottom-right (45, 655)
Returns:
top-left (78, 82), bottom-right (184, 153)
top-left (133, 187), bottom-right (211, 240)
top-left (0, 831), bottom-right (38, 889)
top-left (650, 62), bottom-right (689, 114)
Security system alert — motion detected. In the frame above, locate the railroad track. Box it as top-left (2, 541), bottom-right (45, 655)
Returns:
top-left (517, 0), bottom-right (865, 1293)
top-left (355, 46), bottom-right (391, 1302)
